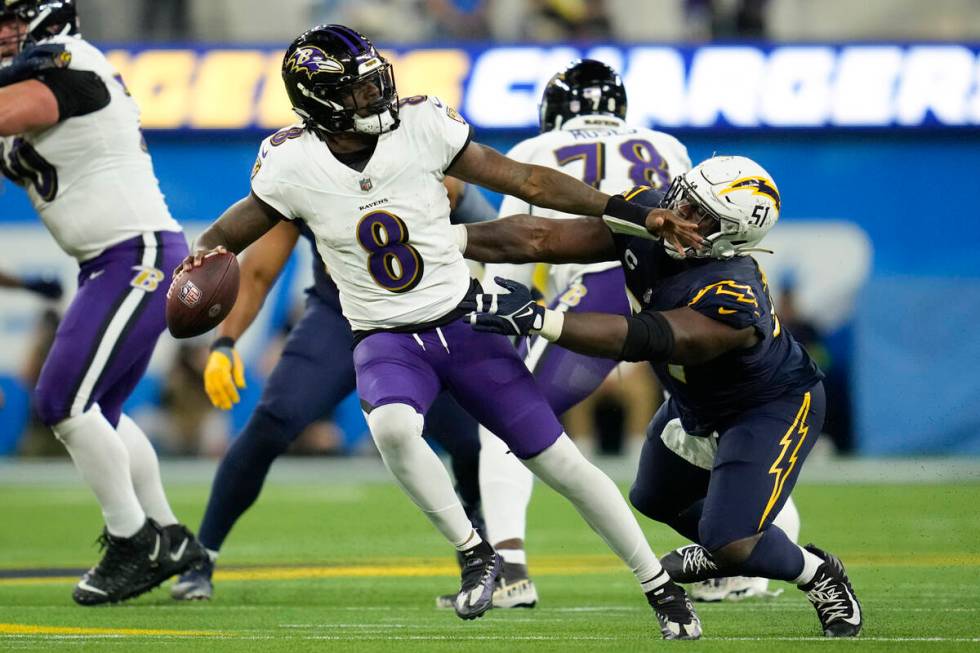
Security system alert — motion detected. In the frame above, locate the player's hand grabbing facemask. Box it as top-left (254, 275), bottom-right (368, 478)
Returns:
top-left (462, 277), bottom-right (547, 337)
top-left (204, 337), bottom-right (246, 410)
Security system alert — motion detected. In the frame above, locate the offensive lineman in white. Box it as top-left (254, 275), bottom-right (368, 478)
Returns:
top-left (179, 24), bottom-right (706, 638)
top-left (0, 0), bottom-right (205, 604)
top-left (475, 60), bottom-right (803, 606)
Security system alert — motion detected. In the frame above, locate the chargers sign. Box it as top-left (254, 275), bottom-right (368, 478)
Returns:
top-left (103, 44), bottom-right (980, 131)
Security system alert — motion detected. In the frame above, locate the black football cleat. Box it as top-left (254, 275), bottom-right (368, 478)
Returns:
top-left (798, 544), bottom-right (863, 637)
top-left (73, 520), bottom-right (168, 606)
top-left (660, 544), bottom-right (720, 584)
top-left (646, 577), bottom-right (703, 640)
top-left (160, 524), bottom-right (208, 577)
top-left (453, 540), bottom-right (500, 620)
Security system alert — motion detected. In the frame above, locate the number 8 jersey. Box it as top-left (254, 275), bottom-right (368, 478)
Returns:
top-left (251, 96), bottom-right (474, 332)
top-left (0, 35), bottom-right (180, 262)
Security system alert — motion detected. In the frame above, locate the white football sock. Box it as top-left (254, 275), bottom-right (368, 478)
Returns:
top-left (498, 549), bottom-right (527, 566)
top-left (366, 403), bottom-right (475, 548)
top-left (478, 425), bottom-right (534, 549)
top-left (522, 434), bottom-right (664, 588)
top-left (52, 406), bottom-right (145, 538)
top-left (116, 414), bottom-right (178, 527)
top-left (773, 496), bottom-right (801, 543)
top-left (793, 547), bottom-right (824, 586)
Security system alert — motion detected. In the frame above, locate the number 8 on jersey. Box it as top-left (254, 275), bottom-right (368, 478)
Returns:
top-left (356, 211), bottom-right (424, 293)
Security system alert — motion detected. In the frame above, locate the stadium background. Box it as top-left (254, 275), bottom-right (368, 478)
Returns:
top-left (2, 0), bottom-right (980, 460)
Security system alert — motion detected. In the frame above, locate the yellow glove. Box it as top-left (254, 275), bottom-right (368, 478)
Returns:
top-left (204, 338), bottom-right (246, 411)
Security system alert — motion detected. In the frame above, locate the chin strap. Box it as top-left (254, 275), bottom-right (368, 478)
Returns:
top-left (734, 246), bottom-right (775, 256)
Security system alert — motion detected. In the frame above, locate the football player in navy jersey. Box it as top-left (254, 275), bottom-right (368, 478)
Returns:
top-left (459, 156), bottom-right (863, 638)
top-left (171, 177), bottom-right (498, 601)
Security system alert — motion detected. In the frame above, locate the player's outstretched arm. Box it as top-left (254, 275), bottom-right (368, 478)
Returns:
top-left (460, 214), bottom-right (617, 264)
top-left (465, 279), bottom-right (758, 364)
top-left (177, 193), bottom-right (284, 275)
top-left (447, 141), bottom-right (703, 252)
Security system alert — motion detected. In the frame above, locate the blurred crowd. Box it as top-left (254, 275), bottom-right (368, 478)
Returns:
top-left (76, 0), bottom-right (980, 44)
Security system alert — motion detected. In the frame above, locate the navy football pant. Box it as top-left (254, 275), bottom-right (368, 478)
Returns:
top-left (629, 383), bottom-right (825, 555)
top-left (198, 295), bottom-right (482, 552)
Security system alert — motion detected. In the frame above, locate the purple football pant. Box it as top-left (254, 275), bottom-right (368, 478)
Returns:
top-left (518, 267), bottom-right (632, 416)
top-left (34, 231), bottom-right (189, 428)
top-left (354, 319), bottom-right (563, 459)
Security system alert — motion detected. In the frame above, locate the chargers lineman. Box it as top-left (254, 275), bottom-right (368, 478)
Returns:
top-left (473, 59), bottom-right (802, 608)
top-left (178, 25), bottom-right (704, 638)
top-left (459, 158), bottom-right (863, 638)
top-left (171, 178), bottom-right (498, 601)
top-left (0, 0), bottom-right (205, 604)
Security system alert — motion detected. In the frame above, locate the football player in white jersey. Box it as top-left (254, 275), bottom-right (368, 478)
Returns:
top-left (179, 24), bottom-right (705, 638)
top-left (0, 0), bottom-right (205, 604)
top-left (475, 60), bottom-right (801, 607)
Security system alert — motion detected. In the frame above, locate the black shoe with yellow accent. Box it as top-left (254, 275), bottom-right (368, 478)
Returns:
top-left (798, 544), bottom-right (863, 638)
top-left (73, 520), bottom-right (168, 606)
top-left (645, 577), bottom-right (703, 640)
top-left (453, 541), bottom-right (500, 620)
top-left (659, 544), bottom-right (719, 584)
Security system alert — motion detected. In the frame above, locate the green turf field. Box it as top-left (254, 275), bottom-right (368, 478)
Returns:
top-left (1, 466), bottom-right (978, 651)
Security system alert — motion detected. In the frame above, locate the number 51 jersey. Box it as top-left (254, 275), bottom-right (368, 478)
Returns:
top-left (0, 35), bottom-right (180, 262)
top-left (251, 96), bottom-right (474, 332)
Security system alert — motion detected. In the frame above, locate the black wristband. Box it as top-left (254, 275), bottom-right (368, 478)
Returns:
top-left (603, 195), bottom-right (650, 229)
top-left (620, 311), bottom-right (675, 362)
top-left (211, 336), bottom-right (236, 351)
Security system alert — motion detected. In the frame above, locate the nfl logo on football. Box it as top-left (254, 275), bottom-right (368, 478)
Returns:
top-left (178, 280), bottom-right (203, 308)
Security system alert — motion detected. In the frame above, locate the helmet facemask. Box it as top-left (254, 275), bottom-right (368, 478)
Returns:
top-left (663, 175), bottom-right (752, 260)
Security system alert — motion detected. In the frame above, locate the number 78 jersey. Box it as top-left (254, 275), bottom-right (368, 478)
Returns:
top-left (250, 96), bottom-right (474, 332)
top-left (499, 115), bottom-right (691, 291)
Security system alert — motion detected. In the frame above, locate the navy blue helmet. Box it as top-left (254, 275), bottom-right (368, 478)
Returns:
top-left (539, 59), bottom-right (627, 133)
top-left (282, 24), bottom-right (399, 136)
top-left (0, 0), bottom-right (78, 55)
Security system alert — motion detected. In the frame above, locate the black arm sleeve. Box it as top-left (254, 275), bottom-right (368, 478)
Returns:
top-left (620, 310), bottom-right (675, 362)
top-left (35, 68), bottom-right (110, 121)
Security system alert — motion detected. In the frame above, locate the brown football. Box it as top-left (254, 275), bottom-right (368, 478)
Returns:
top-left (166, 250), bottom-right (240, 339)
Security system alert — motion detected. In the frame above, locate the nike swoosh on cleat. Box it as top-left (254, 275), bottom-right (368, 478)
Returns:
top-left (170, 538), bottom-right (188, 562)
top-left (840, 587), bottom-right (862, 625)
top-left (77, 580), bottom-right (108, 596)
top-left (148, 535), bottom-right (161, 562)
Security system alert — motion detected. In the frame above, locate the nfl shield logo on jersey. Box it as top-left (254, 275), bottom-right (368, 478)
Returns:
top-left (359, 177), bottom-right (373, 192)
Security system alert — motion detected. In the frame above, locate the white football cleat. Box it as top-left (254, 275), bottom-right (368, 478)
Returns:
top-left (688, 576), bottom-right (782, 602)
top-left (493, 576), bottom-right (538, 608)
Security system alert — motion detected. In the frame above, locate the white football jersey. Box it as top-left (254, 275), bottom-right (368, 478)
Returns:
top-left (0, 35), bottom-right (180, 261)
top-left (251, 96), bottom-right (473, 332)
top-left (496, 115), bottom-right (691, 292)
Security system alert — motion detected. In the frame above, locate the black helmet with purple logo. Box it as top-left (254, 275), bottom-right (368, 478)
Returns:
top-left (282, 24), bottom-right (399, 136)
top-left (0, 0), bottom-right (78, 55)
